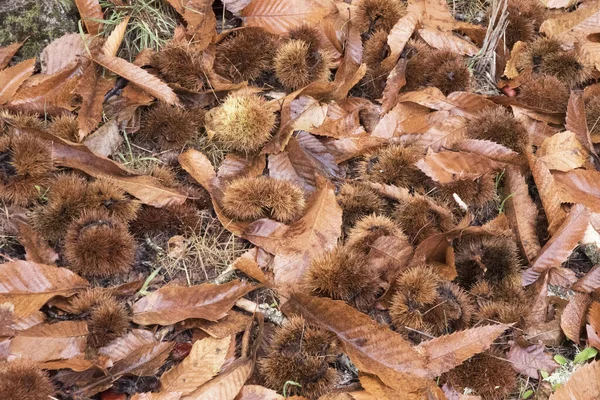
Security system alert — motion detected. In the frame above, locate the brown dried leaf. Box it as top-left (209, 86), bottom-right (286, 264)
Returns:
top-left (415, 149), bottom-right (501, 183)
top-left (74, 64), bottom-right (115, 139)
top-left (75, 0), bottom-right (104, 35)
top-left (83, 119), bottom-right (123, 156)
top-left (93, 53), bottom-right (179, 105)
top-left (231, 248), bottom-right (271, 284)
top-left (217, 154), bottom-right (266, 181)
top-left (283, 293), bottom-right (433, 392)
top-left (40, 33), bottom-right (88, 74)
top-left (132, 280), bottom-right (256, 325)
top-left (522, 204), bottom-right (590, 286)
top-left (181, 311), bottom-right (253, 339)
top-left (0, 58), bottom-right (35, 105)
top-left (573, 264), bottom-right (600, 293)
top-left (528, 153), bottom-right (566, 234)
top-left (561, 292), bottom-right (591, 344)
top-left (241, 0), bottom-right (336, 34)
top-left (538, 131), bottom-right (589, 172)
top-left (77, 341), bottom-right (175, 397)
top-left (0, 42), bottom-right (24, 70)
top-left (173, 0), bottom-right (217, 50)
top-left (566, 91), bottom-right (596, 156)
top-left (236, 385), bottom-right (285, 400)
top-left (102, 16), bottom-right (130, 57)
top-left (9, 321), bottom-right (88, 362)
top-left (268, 132), bottom-right (340, 193)
top-left (415, 324), bottom-right (508, 377)
top-left (550, 360), bottom-right (600, 400)
top-left (415, 115), bottom-right (467, 151)
top-left (132, 393), bottom-right (182, 400)
top-left (99, 329), bottom-right (157, 363)
top-left (381, 59), bottom-right (407, 113)
top-left (385, 13), bottom-right (418, 62)
top-left (555, 170), bottom-right (600, 214)
top-left (8, 60), bottom-right (81, 114)
top-left (588, 302), bottom-right (600, 345)
top-left (507, 341), bottom-right (558, 379)
top-left (161, 336), bottom-right (231, 394)
top-left (243, 176), bottom-right (342, 291)
top-left (181, 358), bottom-right (253, 400)
top-left (418, 29), bottom-right (478, 56)
top-left (28, 128), bottom-right (187, 207)
top-left (0, 261), bottom-right (88, 318)
top-left (15, 220), bottom-right (59, 265)
top-left (503, 166), bottom-right (541, 263)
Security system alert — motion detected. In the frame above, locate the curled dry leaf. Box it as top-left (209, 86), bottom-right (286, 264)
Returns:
top-left (522, 204), bottom-right (591, 286)
top-left (561, 292), bottom-right (591, 344)
top-left (93, 53), bottom-right (180, 105)
top-left (132, 393), bottom-right (182, 400)
top-left (236, 385), bottom-right (285, 400)
top-left (99, 329), bottom-right (158, 364)
top-left (76, 341), bottom-right (175, 397)
top-left (132, 280), bottom-right (256, 325)
top-left (26, 128), bottom-right (187, 207)
top-left (8, 60), bottom-right (81, 114)
top-left (181, 357), bottom-right (253, 400)
top-left (538, 131), bottom-right (589, 172)
top-left (381, 59), bottom-right (407, 114)
top-left (243, 176), bottom-right (342, 291)
top-left (15, 220), bottom-right (59, 265)
top-left (0, 58), bottom-right (35, 105)
top-left (503, 166), bottom-right (541, 263)
top-left (168, 0), bottom-right (216, 50)
top-left (550, 360), bottom-right (600, 400)
top-left (414, 324), bottom-right (509, 377)
top-left (527, 153), bottom-right (566, 234)
top-left (283, 293), bottom-right (433, 393)
top-left (573, 264), bottom-right (600, 293)
top-left (418, 29), bottom-right (479, 56)
top-left (74, 64), bottom-right (115, 140)
top-left (386, 13), bottom-right (418, 62)
top-left (507, 341), bottom-right (558, 379)
top-left (9, 321), bottom-right (88, 362)
top-left (415, 149), bottom-right (502, 183)
top-left (0, 41), bottom-right (24, 70)
top-left (241, 0), bottom-right (336, 34)
top-left (40, 33), bottom-right (88, 74)
top-left (0, 261), bottom-right (88, 318)
top-left (182, 311), bottom-right (253, 339)
top-left (102, 16), bottom-right (131, 57)
top-left (414, 115), bottom-right (467, 151)
top-left (217, 154), bottom-right (266, 181)
top-left (268, 132), bottom-right (340, 193)
top-left (74, 0), bottom-right (104, 35)
top-left (83, 119), bottom-right (123, 157)
top-left (555, 170), bottom-right (600, 213)
top-left (160, 336), bottom-right (231, 395)
top-left (566, 91), bottom-right (596, 157)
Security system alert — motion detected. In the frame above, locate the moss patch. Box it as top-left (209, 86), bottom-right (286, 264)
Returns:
top-left (0, 0), bottom-right (79, 62)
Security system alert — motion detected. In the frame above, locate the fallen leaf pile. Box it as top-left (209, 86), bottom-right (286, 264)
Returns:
top-left (2, 0), bottom-right (600, 398)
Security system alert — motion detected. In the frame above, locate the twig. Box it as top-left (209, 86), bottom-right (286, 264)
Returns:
top-left (235, 298), bottom-right (287, 326)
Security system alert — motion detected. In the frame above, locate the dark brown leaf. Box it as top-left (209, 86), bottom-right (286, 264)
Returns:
top-left (74, 64), bottom-right (116, 139)
top-left (15, 220), bottom-right (59, 265)
top-left (132, 280), bottom-right (256, 325)
top-left (566, 91), bottom-right (596, 157)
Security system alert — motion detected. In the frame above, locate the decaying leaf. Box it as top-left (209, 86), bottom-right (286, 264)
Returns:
top-left (538, 131), bottom-right (589, 172)
top-left (132, 280), bottom-right (255, 325)
top-left (555, 170), bottom-right (600, 213)
top-left (561, 292), bottom-right (591, 344)
top-left (415, 149), bottom-right (501, 183)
